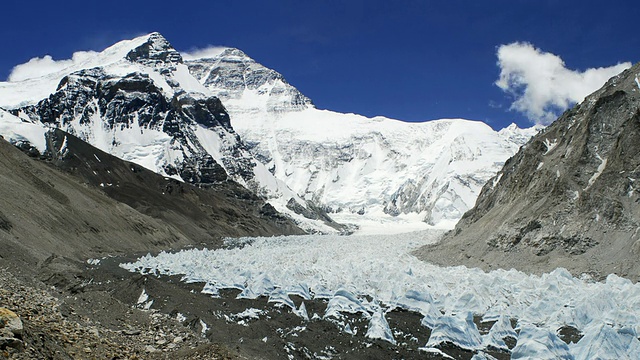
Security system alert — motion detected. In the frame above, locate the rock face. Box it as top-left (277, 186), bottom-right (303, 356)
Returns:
top-left (0, 308), bottom-right (23, 337)
top-left (417, 62), bottom-right (640, 280)
top-left (187, 49), bottom-right (537, 228)
top-left (11, 34), bottom-right (260, 188)
top-left (15, 68), bottom-right (234, 185)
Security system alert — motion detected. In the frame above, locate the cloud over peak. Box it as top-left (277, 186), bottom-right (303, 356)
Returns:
top-left (7, 51), bottom-right (98, 82)
top-left (6, 44), bottom-right (230, 83)
top-left (496, 42), bottom-right (631, 125)
top-left (181, 46), bottom-right (229, 61)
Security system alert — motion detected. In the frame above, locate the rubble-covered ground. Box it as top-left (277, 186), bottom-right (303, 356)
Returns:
top-left (0, 267), bottom-right (240, 359)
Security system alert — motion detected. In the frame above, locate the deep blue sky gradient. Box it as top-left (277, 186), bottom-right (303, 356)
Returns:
top-left (2, 0), bottom-right (638, 129)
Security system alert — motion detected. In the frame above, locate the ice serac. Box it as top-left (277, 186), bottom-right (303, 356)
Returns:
top-left (187, 50), bottom-right (537, 230)
top-left (1, 32), bottom-right (336, 232)
top-left (511, 326), bottom-right (572, 360)
top-left (417, 62), bottom-right (640, 279)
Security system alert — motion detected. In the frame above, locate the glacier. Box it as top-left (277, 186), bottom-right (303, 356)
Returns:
top-left (121, 230), bottom-right (640, 358)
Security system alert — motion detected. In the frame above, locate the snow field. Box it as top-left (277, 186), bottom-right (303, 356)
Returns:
top-left (229, 105), bottom-right (535, 228)
top-left (0, 109), bottom-right (48, 152)
top-left (191, 48), bottom-right (540, 230)
top-left (121, 230), bottom-right (640, 358)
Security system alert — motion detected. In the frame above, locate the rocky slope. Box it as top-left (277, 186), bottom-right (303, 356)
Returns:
top-left (0, 268), bottom-right (240, 359)
top-left (0, 112), bottom-right (302, 358)
top-left (187, 50), bottom-right (538, 230)
top-left (0, 109), bottom-right (301, 265)
top-left (417, 62), bottom-right (640, 280)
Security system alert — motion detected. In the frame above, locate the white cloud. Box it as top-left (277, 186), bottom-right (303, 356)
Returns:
top-left (6, 44), bottom-right (230, 83)
top-left (181, 46), bottom-right (229, 61)
top-left (495, 42), bottom-right (631, 125)
top-left (7, 51), bottom-right (98, 82)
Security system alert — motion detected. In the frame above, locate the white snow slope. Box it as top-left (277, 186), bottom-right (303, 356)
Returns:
top-left (187, 51), bottom-right (539, 232)
top-left (122, 230), bottom-right (640, 359)
top-left (0, 109), bottom-right (47, 151)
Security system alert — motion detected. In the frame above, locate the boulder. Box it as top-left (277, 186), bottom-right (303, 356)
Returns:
top-left (0, 308), bottom-right (22, 336)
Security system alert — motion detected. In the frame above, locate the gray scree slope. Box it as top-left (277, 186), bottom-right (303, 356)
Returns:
top-left (417, 62), bottom-right (640, 280)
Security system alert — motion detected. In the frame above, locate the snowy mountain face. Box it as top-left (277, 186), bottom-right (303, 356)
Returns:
top-left (186, 48), bottom-right (313, 114)
top-left (1, 32), bottom-right (535, 234)
top-left (0, 33), bottom-right (336, 233)
top-left (187, 51), bottom-right (538, 230)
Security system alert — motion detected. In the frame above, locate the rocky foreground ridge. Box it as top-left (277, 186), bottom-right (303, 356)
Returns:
top-left (0, 114), bottom-right (301, 357)
top-left (418, 61), bottom-right (640, 280)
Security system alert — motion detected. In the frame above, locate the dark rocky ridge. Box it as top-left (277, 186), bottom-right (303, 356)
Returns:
top-left (417, 62), bottom-right (640, 280)
top-left (0, 129), bottom-right (302, 269)
top-left (44, 128), bottom-right (303, 241)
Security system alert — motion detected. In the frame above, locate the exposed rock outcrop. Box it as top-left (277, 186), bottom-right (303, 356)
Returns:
top-left (0, 307), bottom-right (23, 352)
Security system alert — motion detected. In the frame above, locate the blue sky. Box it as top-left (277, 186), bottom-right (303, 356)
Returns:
top-left (2, 0), bottom-right (638, 130)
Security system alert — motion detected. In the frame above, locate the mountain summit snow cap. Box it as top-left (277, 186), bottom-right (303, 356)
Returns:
top-left (216, 48), bottom-right (252, 62)
top-left (126, 32), bottom-right (183, 66)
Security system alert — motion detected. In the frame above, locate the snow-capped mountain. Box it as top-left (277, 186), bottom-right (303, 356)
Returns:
top-left (187, 48), bottom-right (313, 114)
top-left (187, 51), bottom-right (538, 230)
top-left (0, 33), bottom-right (337, 233)
top-left (1, 32), bottom-right (536, 234)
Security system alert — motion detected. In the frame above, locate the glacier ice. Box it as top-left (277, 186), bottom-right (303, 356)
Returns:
top-left (121, 230), bottom-right (640, 357)
top-left (365, 309), bottom-right (396, 345)
top-left (426, 311), bottom-right (483, 351)
top-left (511, 326), bottom-right (572, 360)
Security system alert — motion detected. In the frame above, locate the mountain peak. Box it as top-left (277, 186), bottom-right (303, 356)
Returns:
top-left (219, 48), bottom-right (250, 60)
top-left (126, 32), bottom-right (183, 66)
top-left (186, 47), bottom-right (314, 113)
